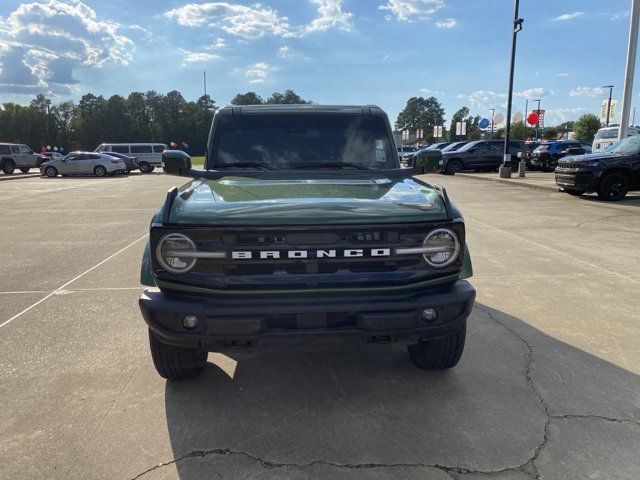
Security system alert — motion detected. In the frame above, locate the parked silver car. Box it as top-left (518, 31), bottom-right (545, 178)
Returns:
top-left (40, 152), bottom-right (126, 177)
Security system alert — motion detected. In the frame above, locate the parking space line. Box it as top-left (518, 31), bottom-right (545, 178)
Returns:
top-left (468, 217), bottom-right (639, 285)
top-left (0, 234), bottom-right (148, 330)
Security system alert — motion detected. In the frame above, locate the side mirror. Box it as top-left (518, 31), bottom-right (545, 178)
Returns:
top-left (163, 150), bottom-right (192, 176)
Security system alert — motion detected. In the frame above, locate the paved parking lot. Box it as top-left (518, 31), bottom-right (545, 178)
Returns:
top-left (1, 172), bottom-right (639, 479)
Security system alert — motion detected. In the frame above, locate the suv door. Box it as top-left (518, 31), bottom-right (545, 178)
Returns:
top-left (18, 145), bottom-right (36, 167)
top-left (464, 142), bottom-right (488, 169)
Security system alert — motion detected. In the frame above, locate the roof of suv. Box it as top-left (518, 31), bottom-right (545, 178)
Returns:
top-left (216, 104), bottom-right (385, 116)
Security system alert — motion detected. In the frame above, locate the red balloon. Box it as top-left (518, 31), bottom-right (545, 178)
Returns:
top-left (527, 113), bottom-right (539, 126)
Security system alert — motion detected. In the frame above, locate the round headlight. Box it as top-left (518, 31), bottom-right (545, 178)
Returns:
top-left (422, 228), bottom-right (460, 268)
top-left (156, 233), bottom-right (197, 274)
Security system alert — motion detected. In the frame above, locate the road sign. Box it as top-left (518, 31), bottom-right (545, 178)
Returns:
top-left (527, 113), bottom-right (539, 126)
top-left (479, 118), bottom-right (490, 129)
top-left (600, 99), bottom-right (618, 123)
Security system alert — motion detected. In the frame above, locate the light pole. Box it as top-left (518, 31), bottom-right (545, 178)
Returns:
top-left (603, 85), bottom-right (614, 126)
top-left (500, 0), bottom-right (524, 179)
top-left (619, 0), bottom-right (640, 139)
top-left (489, 108), bottom-right (496, 139)
top-left (45, 99), bottom-right (52, 144)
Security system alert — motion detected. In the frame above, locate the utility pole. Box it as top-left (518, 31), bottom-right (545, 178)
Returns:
top-left (619, 0), bottom-right (640, 140)
top-left (603, 85), bottom-right (614, 127)
top-left (633, 106), bottom-right (637, 126)
top-left (203, 70), bottom-right (208, 155)
top-left (490, 108), bottom-right (496, 139)
top-left (45, 98), bottom-right (51, 144)
top-left (500, 0), bottom-right (524, 179)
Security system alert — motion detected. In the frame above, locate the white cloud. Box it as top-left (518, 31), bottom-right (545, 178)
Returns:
top-left (556, 72), bottom-right (569, 77)
top-left (246, 62), bottom-right (271, 83)
top-left (306, 0), bottom-right (353, 33)
top-left (181, 51), bottom-right (222, 65)
top-left (606, 11), bottom-right (630, 21)
top-left (0, 0), bottom-right (133, 94)
top-left (435, 18), bottom-right (457, 29)
top-left (544, 107), bottom-right (589, 125)
top-left (419, 88), bottom-right (444, 96)
top-left (165, 2), bottom-right (294, 38)
top-left (467, 90), bottom-right (506, 108)
top-left (277, 45), bottom-right (292, 58)
top-left (213, 38), bottom-right (227, 48)
top-left (514, 87), bottom-right (553, 98)
top-left (379, 0), bottom-right (444, 21)
top-left (569, 86), bottom-right (607, 97)
top-left (554, 12), bottom-right (584, 21)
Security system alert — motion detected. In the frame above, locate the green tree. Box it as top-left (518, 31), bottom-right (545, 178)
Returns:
top-left (395, 96), bottom-right (445, 143)
top-left (266, 90), bottom-right (312, 104)
top-left (542, 128), bottom-right (559, 140)
top-left (231, 92), bottom-right (264, 105)
top-left (504, 121), bottom-right (535, 141)
top-left (448, 107), bottom-right (482, 141)
top-left (573, 114), bottom-right (601, 143)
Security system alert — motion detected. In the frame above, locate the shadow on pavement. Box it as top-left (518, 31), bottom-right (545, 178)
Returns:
top-left (161, 304), bottom-right (640, 479)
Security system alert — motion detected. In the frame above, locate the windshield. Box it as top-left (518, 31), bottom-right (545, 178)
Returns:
top-left (211, 114), bottom-right (396, 169)
top-left (442, 142), bottom-right (465, 152)
top-left (603, 135), bottom-right (640, 154)
top-left (533, 144), bottom-right (551, 152)
top-left (595, 128), bottom-right (618, 139)
top-left (457, 141), bottom-right (480, 152)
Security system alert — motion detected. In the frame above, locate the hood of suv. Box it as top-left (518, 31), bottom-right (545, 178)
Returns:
top-left (161, 172), bottom-right (450, 225)
top-left (562, 152), bottom-right (618, 163)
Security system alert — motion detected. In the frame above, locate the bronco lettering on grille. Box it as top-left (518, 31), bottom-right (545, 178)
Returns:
top-left (231, 248), bottom-right (392, 260)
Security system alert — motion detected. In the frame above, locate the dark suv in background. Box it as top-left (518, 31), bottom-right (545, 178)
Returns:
top-left (441, 140), bottom-right (525, 174)
top-left (530, 140), bottom-right (586, 171)
top-left (555, 135), bottom-right (640, 201)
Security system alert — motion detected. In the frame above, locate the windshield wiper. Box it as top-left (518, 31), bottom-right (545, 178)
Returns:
top-left (213, 162), bottom-right (276, 171)
top-left (293, 162), bottom-right (370, 170)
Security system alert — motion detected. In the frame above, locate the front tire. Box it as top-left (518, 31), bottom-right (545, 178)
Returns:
top-left (94, 165), bottom-right (107, 177)
top-left (408, 321), bottom-right (466, 369)
top-left (139, 162), bottom-right (154, 173)
top-left (2, 159), bottom-right (15, 174)
top-left (148, 330), bottom-right (207, 380)
top-left (45, 166), bottom-right (58, 177)
top-left (445, 160), bottom-right (463, 175)
top-left (597, 172), bottom-right (629, 201)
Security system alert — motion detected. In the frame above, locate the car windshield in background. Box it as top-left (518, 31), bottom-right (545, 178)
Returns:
top-left (595, 129), bottom-right (618, 139)
top-left (603, 135), bottom-right (640, 155)
top-left (457, 142), bottom-right (479, 152)
top-left (441, 142), bottom-right (465, 152)
top-left (211, 114), bottom-right (396, 170)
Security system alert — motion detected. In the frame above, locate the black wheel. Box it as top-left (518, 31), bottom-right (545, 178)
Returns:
top-left (597, 172), bottom-right (629, 201)
top-left (148, 329), bottom-right (207, 380)
top-left (445, 160), bottom-right (463, 175)
top-left (20, 168), bottom-right (30, 173)
top-left (139, 162), bottom-right (153, 173)
top-left (565, 189), bottom-right (585, 196)
top-left (408, 320), bottom-right (466, 369)
top-left (94, 165), bottom-right (107, 177)
top-left (45, 166), bottom-right (58, 177)
top-left (2, 159), bottom-right (15, 174)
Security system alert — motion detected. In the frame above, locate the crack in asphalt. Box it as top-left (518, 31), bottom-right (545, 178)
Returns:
top-left (131, 307), bottom-right (637, 480)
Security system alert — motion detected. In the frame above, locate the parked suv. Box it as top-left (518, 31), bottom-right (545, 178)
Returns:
top-left (441, 140), bottom-right (525, 174)
top-left (555, 134), bottom-right (640, 201)
top-left (139, 104), bottom-right (475, 380)
top-left (0, 143), bottom-right (43, 174)
top-left (530, 140), bottom-right (585, 171)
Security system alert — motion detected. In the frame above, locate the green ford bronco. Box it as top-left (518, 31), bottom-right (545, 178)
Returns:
top-left (139, 104), bottom-right (475, 380)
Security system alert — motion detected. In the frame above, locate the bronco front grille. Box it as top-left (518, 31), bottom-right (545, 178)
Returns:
top-left (151, 223), bottom-right (464, 290)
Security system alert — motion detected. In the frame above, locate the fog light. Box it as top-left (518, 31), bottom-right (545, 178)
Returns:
top-left (183, 315), bottom-right (199, 329)
top-left (422, 308), bottom-right (438, 322)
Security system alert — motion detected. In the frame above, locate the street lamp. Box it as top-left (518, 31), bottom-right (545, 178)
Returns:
top-left (489, 108), bottom-right (496, 139)
top-left (45, 99), bottom-right (52, 144)
top-left (500, 0), bottom-right (524, 179)
top-left (602, 85), bottom-right (614, 126)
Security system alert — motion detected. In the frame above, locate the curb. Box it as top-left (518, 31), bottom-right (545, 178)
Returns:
top-left (456, 173), bottom-right (559, 193)
top-left (0, 173), bottom-right (41, 182)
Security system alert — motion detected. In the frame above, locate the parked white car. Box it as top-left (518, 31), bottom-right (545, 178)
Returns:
top-left (40, 152), bottom-right (126, 177)
top-left (95, 143), bottom-right (166, 173)
top-left (592, 126), bottom-right (640, 152)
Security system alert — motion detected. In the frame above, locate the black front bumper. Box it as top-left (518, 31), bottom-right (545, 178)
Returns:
top-left (555, 169), bottom-right (599, 191)
top-left (139, 280), bottom-right (476, 350)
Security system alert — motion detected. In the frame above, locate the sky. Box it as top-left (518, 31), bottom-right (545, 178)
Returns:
top-left (0, 0), bottom-right (636, 128)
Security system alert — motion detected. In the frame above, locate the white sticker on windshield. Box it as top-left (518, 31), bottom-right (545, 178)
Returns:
top-left (375, 139), bottom-right (386, 163)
